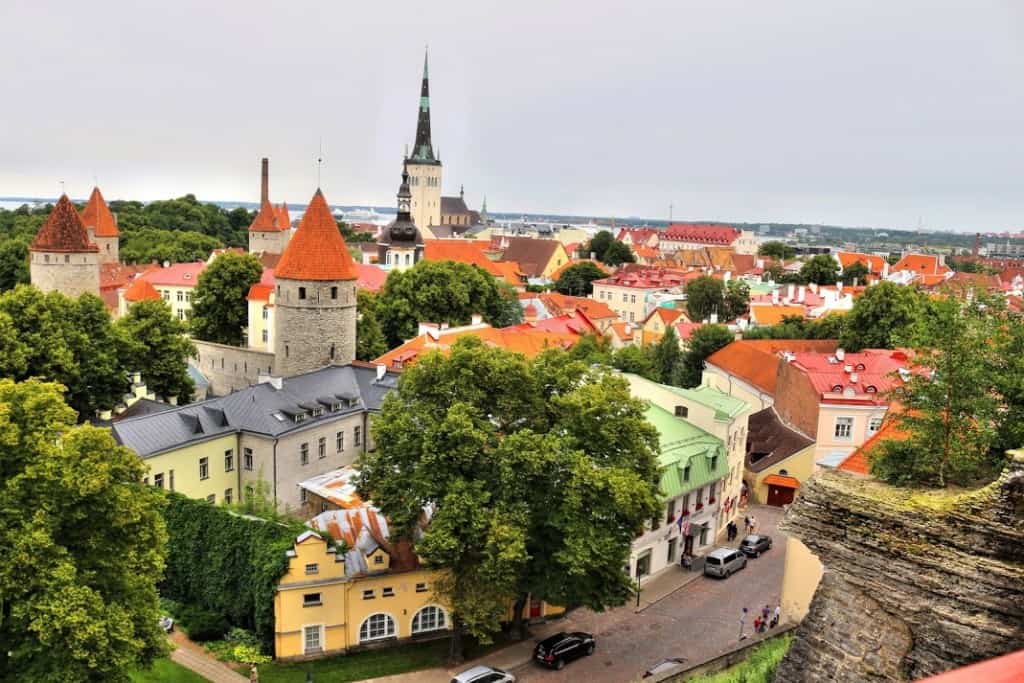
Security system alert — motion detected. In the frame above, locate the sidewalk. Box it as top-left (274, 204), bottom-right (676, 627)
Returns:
top-left (167, 631), bottom-right (248, 683)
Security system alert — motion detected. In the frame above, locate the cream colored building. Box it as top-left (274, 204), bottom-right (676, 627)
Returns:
top-left (780, 538), bottom-right (824, 623)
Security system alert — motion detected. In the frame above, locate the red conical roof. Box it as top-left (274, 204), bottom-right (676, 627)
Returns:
top-left (249, 199), bottom-right (280, 232)
top-left (123, 277), bottom-right (161, 302)
top-left (80, 187), bottom-right (119, 237)
top-left (275, 189), bottom-right (358, 281)
top-left (31, 195), bottom-right (99, 253)
top-left (276, 202), bottom-right (291, 231)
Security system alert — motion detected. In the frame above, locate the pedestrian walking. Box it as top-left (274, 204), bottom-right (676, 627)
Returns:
top-left (771, 604), bottom-right (781, 628)
top-left (739, 607), bottom-right (748, 641)
top-left (750, 515), bottom-right (758, 533)
top-left (762, 605), bottom-right (771, 623)
top-left (753, 615), bottom-right (763, 633)
top-left (744, 515), bottom-right (752, 534)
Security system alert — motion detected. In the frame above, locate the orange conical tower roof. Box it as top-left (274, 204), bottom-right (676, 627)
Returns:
top-left (276, 202), bottom-right (291, 231)
top-left (275, 189), bottom-right (358, 281)
top-left (123, 277), bottom-right (161, 302)
top-left (31, 195), bottom-right (98, 253)
top-left (80, 187), bottom-right (119, 237)
top-left (249, 199), bottom-right (280, 232)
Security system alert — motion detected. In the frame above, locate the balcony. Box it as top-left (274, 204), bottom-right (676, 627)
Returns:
top-left (695, 502), bottom-right (704, 511)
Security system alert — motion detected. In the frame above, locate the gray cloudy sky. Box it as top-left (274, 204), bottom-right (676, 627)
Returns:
top-left (2, 1), bottom-right (1023, 231)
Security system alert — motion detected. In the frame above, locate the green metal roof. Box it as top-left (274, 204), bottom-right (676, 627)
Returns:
top-left (644, 404), bottom-right (729, 499)
top-left (747, 282), bottom-right (778, 294)
top-left (662, 384), bottom-right (751, 421)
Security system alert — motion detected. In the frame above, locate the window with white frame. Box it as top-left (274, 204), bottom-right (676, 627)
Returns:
top-left (199, 457), bottom-right (209, 480)
top-left (318, 437), bottom-right (326, 459)
top-left (358, 613), bottom-right (395, 642)
top-left (224, 449), bottom-right (233, 472)
top-left (354, 426), bottom-right (362, 447)
top-left (302, 592), bottom-right (321, 607)
top-left (411, 606), bottom-right (447, 634)
top-left (834, 417), bottom-right (854, 440)
top-left (336, 431), bottom-right (344, 452)
top-left (244, 448), bottom-right (253, 471)
top-left (305, 563), bottom-right (319, 575)
top-left (868, 416), bottom-right (883, 436)
top-left (303, 625), bottom-right (322, 653)
top-left (300, 443), bottom-right (309, 466)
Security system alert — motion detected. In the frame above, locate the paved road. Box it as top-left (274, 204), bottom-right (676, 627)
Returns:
top-left (513, 505), bottom-right (787, 683)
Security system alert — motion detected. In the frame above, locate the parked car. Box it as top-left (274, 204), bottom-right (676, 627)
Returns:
top-left (450, 665), bottom-right (516, 683)
top-left (703, 547), bottom-right (747, 578)
top-left (643, 657), bottom-right (687, 678)
top-left (533, 631), bottom-right (596, 670)
top-left (740, 534), bottom-right (773, 557)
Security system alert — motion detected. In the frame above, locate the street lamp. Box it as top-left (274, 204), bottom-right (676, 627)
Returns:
top-left (635, 566), bottom-right (642, 608)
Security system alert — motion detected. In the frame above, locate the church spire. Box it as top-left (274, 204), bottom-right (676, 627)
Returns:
top-left (409, 47), bottom-right (437, 164)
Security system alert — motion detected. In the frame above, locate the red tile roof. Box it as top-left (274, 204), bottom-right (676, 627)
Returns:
top-left (750, 304), bottom-right (807, 326)
top-left (663, 223), bottom-right (739, 245)
top-left (137, 261), bottom-right (206, 287)
top-left (789, 349), bottom-right (909, 405)
top-left (616, 227), bottom-right (658, 244)
top-left (645, 307), bottom-right (687, 327)
top-left (247, 283), bottom-right (274, 302)
top-left (610, 322), bottom-right (635, 342)
top-left (374, 324), bottom-right (580, 370)
top-left (706, 339), bottom-right (838, 395)
top-left (276, 202), bottom-right (291, 230)
top-left (123, 278), bottom-right (162, 302)
top-left (423, 240), bottom-right (523, 286)
top-left (275, 189), bottom-right (358, 281)
top-left (674, 321), bottom-right (704, 340)
top-left (100, 262), bottom-right (149, 288)
top-left (512, 311), bottom-right (598, 336)
top-left (356, 263), bottom-right (387, 293)
top-left (538, 292), bottom-right (617, 320)
top-left (31, 195), bottom-right (98, 253)
top-left (594, 266), bottom-right (691, 290)
top-left (249, 199), bottom-right (282, 232)
top-left (838, 418), bottom-right (909, 475)
top-left (836, 251), bottom-right (886, 273)
top-left (916, 648), bottom-right (1024, 683)
top-left (891, 254), bottom-right (950, 276)
top-left (79, 187), bottom-right (119, 237)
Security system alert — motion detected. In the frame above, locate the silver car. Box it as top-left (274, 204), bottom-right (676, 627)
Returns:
top-left (703, 547), bottom-right (748, 578)
top-left (450, 665), bottom-right (516, 683)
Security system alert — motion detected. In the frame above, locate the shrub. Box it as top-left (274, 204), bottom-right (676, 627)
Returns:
top-left (178, 605), bottom-right (229, 642)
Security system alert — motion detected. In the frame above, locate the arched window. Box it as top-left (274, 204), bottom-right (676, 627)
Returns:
top-left (411, 606), bottom-right (447, 634)
top-left (359, 613), bottom-right (396, 642)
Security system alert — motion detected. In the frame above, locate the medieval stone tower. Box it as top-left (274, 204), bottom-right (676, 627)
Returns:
top-left (405, 50), bottom-right (442, 239)
top-left (29, 194), bottom-right (100, 298)
top-left (272, 188), bottom-right (358, 376)
top-left (80, 186), bottom-right (120, 264)
top-left (248, 158), bottom-right (291, 255)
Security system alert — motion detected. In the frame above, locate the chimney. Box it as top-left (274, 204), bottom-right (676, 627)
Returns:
top-left (376, 364), bottom-right (387, 382)
top-left (787, 283), bottom-right (795, 301)
top-left (836, 348), bottom-right (846, 361)
top-left (471, 313), bottom-right (483, 326)
top-left (798, 285), bottom-right (806, 303)
top-left (260, 157), bottom-right (269, 204)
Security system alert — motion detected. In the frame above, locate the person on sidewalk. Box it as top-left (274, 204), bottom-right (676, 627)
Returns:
top-left (744, 516), bottom-right (752, 534)
top-left (739, 607), bottom-right (749, 641)
top-left (771, 603), bottom-right (781, 628)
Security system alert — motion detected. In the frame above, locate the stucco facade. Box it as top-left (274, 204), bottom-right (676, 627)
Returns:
top-left (779, 537), bottom-right (823, 623)
top-left (273, 277), bottom-right (358, 377)
top-left (592, 282), bottom-right (652, 324)
top-left (29, 250), bottom-right (100, 298)
top-left (141, 433), bottom-right (240, 504)
top-left (406, 162), bottom-right (441, 239)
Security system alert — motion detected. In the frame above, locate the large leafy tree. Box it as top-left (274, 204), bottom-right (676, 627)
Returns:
top-left (743, 314), bottom-right (844, 341)
top-left (686, 276), bottom-right (725, 322)
top-left (758, 241), bottom-right (795, 260)
top-left (654, 324), bottom-right (683, 385)
top-left (799, 254), bottom-right (840, 285)
top-left (0, 379), bottom-right (167, 681)
top-left (586, 230), bottom-right (615, 262)
top-left (120, 228), bottom-right (223, 264)
top-left (189, 252), bottom-right (263, 346)
top-left (116, 299), bottom-right (196, 403)
top-left (724, 280), bottom-right (750, 320)
top-left (355, 290), bottom-right (388, 361)
top-left (871, 297), bottom-right (1006, 487)
top-left (553, 261), bottom-right (607, 296)
top-left (356, 338), bottom-right (660, 660)
top-left (837, 281), bottom-right (928, 351)
top-left (678, 324), bottom-right (735, 388)
top-left (995, 316), bottom-right (1024, 451)
top-left (376, 260), bottom-right (517, 348)
top-left (601, 240), bottom-right (636, 267)
top-left (840, 261), bottom-right (870, 284)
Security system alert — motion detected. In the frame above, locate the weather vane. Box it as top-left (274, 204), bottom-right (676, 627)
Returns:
top-left (316, 137), bottom-right (324, 187)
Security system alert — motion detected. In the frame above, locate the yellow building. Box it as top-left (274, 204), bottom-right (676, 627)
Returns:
top-left (274, 523), bottom-right (563, 660)
top-left (639, 307), bottom-right (690, 345)
top-left (780, 537), bottom-right (823, 622)
top-left (744, 407), bottom-right (817, 507)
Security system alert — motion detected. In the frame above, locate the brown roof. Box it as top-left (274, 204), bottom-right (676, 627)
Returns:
top-left (497, 237), bottom-right (563, 278)
top-left (80, 187), bottom-right (119, 237)
top-left (275, 189), bottom-right (358, 281)
top-left (440, 195), bottom-right (470, 216)
top-left (31, 195), bottom-right (98, 253)
top-left (730, 253), bottom-right (757, 274)
top-left (706, 339), bottom-right (838, 396)
top-left (745, 407), bottom-right (815, 473)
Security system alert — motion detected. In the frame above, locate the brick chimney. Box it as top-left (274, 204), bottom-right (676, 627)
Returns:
top-left (260, 158), bottom-right (269, 204)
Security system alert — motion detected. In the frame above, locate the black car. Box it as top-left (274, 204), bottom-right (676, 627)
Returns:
top-left (534, 631), bottom-right (595, 670)
top-left (740, 534), bottom-right (772, 557)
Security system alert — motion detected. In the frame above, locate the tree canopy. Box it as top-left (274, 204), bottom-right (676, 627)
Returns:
top-left (758, 241), bottom-right (795, 260)
top-left (839, 261), bottom-right (870, 284)
top-left (0, 379), bottom-right (167, 681)
top-left (837, 281), bottom-right (928, 351)
top-left (686, 277), bottom-right (748, 322)
top-left (601, 240), bottom-right (636, 267)
top-left (355, 290), bottom-right (388, 362)
top-left (376, 260), bottom-right (522, 348)
top-left (356, 338), bottom-right (660, 660)
top-left (677, 324), bottom-right (735, 388)
top-left (120, 228), bottom-right (224, 264)
top-left (654, 324), bottom-right (683, 385)
top-left (189, 252), bottom-right (263, 346)
top-left (799, 254), bottom-right (840, 285)
top-left (116, 299), bottom-right (196, 403)
top-left (553, 261), bottom-right (607, 296)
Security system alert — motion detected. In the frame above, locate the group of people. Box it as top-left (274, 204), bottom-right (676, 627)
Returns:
top-left (726, 514), bottom-right (759, 542)
top-left (739, 603), bottom-right (781, 641)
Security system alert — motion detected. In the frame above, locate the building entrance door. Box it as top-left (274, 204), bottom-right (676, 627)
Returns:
top-left (767, 484), bottom-right (795, 506)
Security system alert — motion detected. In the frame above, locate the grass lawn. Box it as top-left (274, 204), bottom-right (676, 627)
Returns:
top-left (130, 657), bottom-right (208, 683)
top-left (687, 634), bottom-right (792, 683)
top-left (259, 634), bottom-right (508, 683)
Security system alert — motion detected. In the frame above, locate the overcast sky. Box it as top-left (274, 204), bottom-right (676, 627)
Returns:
top-left (2, 1), bottom-right (1023, 231)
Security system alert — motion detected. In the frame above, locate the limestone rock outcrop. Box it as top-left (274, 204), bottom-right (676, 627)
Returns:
top-left (775, 451), bottom-right (1024, 682)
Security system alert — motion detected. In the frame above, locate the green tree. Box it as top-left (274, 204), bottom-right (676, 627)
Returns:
top-left (799, 254), bottom-right (840, 285)
top-left (355, 290), bottom-right (389, 361)
top-left (840, 261), bottom-right (870, 284)
top-left (491, 282), bottom-right (525, 328)
top-left (116, 299), bottom-right (196, 402)
top-left (189, 252), bottom-right (263, 346)
top-left (0, 379), bottom-right (167, 681)
top-left (0, 236), bottom-right (31, 291)
top-left (871, 297), bottom-right (1006, 487)
top-left (587, 230), bottom-right (615, 261)
top-left (686, 276), bottom-right (725, 322)
top-left (837, 281), bottom-right (927, 351)
top-left (356, 339), bottom-right (659, 660)
top-left (678, 324), bottom-right (734, 387)
top-left (610, 344), bottom-right (657, 380)
top-left (995, 316), bottom-right (1024, 451)
top-left (553, 261), bottom-right (607, 296)
top-left (377, 260), bottom-right (516, 348)
top-left (601, 240), bottom-right (636, 267)
top-left (120, 228), bottom-right (223, 264)
top-left (762, 263), bottom-right (785, 283)
top-left (724, 280), bottom-right (750, 320)
top-left (758, 241), bottom-right (795, 260)
top-left (654, 324), bottom-right (683, 385)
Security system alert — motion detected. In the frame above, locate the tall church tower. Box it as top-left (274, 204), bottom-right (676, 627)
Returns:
top-left (30, 194), bottom-right (100, 298)
top-left (405, 50), bottom-right (442, 239)
top-left (272, 188), bottom-right (358, 377)
top-left (80, 187), bottom-right (120, 264)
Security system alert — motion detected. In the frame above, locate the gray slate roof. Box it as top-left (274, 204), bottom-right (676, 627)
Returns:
top-left (111, 364), bottom-right (398, 458)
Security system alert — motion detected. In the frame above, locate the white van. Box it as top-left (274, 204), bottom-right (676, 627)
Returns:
top-left (703, 547), bottom-right (747, 578)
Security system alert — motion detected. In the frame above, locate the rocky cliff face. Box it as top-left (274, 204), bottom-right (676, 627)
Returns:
top-left (775, 451), bottom-right (1024, 682)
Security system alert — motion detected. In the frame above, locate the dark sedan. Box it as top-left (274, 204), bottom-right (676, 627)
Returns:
top-left (534, 631), bottom-right (595, 670)
top-left (740, 534), bottom-right (772, 557)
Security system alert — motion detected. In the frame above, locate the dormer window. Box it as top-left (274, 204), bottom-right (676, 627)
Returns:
top-left (831, 385), bottom-right (843, 393)
top-left (294, 413), bottom-right (307, 423)
top-left (855, 363), bottom-right (866, 371)
top-left (866, 385), bottom-right (878, 394)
